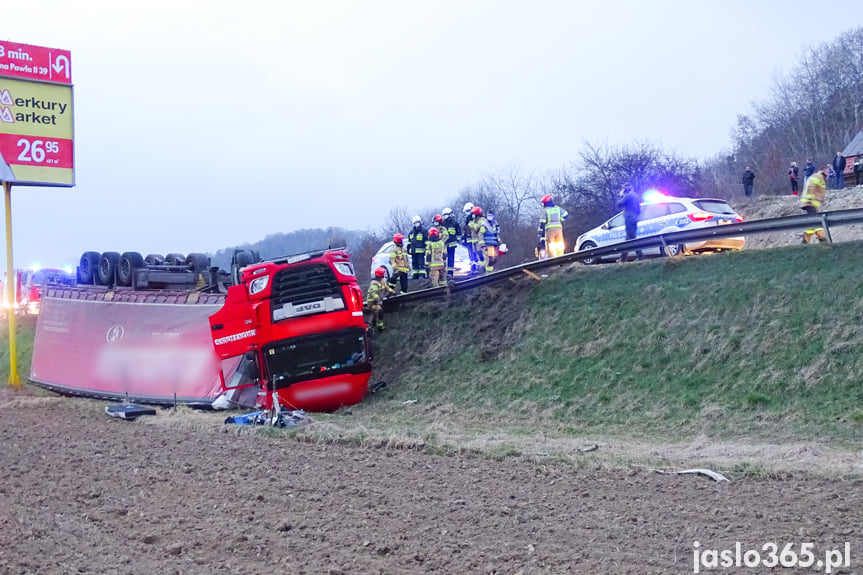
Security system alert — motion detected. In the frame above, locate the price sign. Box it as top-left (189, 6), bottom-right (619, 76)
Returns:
top-left (0, 77), bottom-right (74, 186)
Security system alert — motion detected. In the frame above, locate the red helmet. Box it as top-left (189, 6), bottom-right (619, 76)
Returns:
top-left (433, 214), bottom-right (442, 224)
top-left (393, 233), bottom-right (404, 245)
top-left (541, 194), bottom-right (553, 206)
top-left (374, 267), bottom-right (386, 278)
top-left (471, 206), bottom-right (482, 216)
top-left (428, 227), bottom-right (439, 238)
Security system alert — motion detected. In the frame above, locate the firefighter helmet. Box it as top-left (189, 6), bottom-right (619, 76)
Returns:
top-left (463, 202), bottom-right (474, 214)
top-left (429, 227), bottom-right (439, 239)
top-left (393, 233), bottom-right (405, 245)
top-left (471, 206), bottom-right (482, 216)
top-left (541, 194), bottom-right (553, 206)
top-left (374, 267), bottom-right (387, 278)
top-left (433, 214), bottom-right (442, 224)
top-left (412, 215), bottom-right (422, 225)
top-left (442, 207), bottom-right (453, 217)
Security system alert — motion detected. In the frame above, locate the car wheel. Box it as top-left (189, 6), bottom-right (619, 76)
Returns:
top-left (579, 241), bottom-right (598, 265)
top-left (665, 243), bottom-right (685, 257)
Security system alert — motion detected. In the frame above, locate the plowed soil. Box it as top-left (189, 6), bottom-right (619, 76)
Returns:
top-left (1, 388), bottom-right (860, 575)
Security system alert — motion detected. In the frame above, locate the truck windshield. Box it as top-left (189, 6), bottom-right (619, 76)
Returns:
top-left (263, 327), bottom-right (368, 386)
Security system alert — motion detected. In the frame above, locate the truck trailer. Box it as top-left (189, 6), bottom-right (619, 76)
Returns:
top-left (29, 248), bottom-right (372, 412)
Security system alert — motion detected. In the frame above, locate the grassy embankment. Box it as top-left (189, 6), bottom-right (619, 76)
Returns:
top-left (307, 241), bottom-right (863, 463)
top-left (2, 244), bottom-right (862, 471)
top-left (0, 315), bottom-right (37, 386)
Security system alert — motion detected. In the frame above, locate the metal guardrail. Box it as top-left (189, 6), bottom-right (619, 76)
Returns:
top-left (384, 207), bottom-right (863, 307)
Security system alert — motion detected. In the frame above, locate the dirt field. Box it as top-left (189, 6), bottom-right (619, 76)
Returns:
top-left (1, 388), bottom-right (860, 575)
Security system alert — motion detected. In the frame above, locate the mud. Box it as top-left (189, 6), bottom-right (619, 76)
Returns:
top-left (1, 388), bottom-right (860, 575)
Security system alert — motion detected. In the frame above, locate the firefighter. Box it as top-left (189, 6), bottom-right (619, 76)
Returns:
top-left (441, 207), bottom-right (461, 278)
top-left (462, 202), bottom-right (483, 274)
top-left (425, 227), bottom-right (448, 287)
top-left (366, 267), bottom-right (394, 331)
top-left (467, 206), bottom-right (490, 274)
top-left (800, 165), bottom-right (830, 244)
top-left (432, 214), bottom-right (450, 245)
top-left (477, 208), bottom-right (501, 274)
top-left (537, 194), bottom-right (568, 258)
top-left (389, 233), bottom-right (410, 294)
top-left (407, 215), bottom-right (427, 279)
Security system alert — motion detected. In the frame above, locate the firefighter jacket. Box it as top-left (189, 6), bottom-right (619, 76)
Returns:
top-left (408, 226), bottom-right (427, 255)
top-left (538, 205), bottom-right (568, 237)
top-left (366, 277), bottom-right (393, 307)
top-left (433, 224), bottom-right (450, 245)
top-left (801, 172), bottom-right (827, 209)
top-left (390, 244), bottom-right (410, 273)
top-left (475, 216), bottom-right (499, 248)
top-left (425, 239), bottom-right (447, 267)
top-left (463, 214), bottom-right (477, 244)
top-left (443, 216), bottom-right (461, 247)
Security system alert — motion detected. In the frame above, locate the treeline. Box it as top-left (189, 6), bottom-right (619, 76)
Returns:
top-left (211, 27), bottom-right (863, 285)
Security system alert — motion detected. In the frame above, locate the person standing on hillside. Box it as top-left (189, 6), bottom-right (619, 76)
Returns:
top-left (854, 156), bottom-right (863, 186)
top-left (741, 166), bottom-right (756, 197)
top-left (804, 159), bottom-right (815, 179)
top-left (462, 202), bottom-right (483, 274)
top-left (407, 216), bottom-right (427, 280)
top-left (616, 185), bottom-right (644, 262)
top-left (389, 233), bottom-right (410, 295)
top-left (478, 209), bottom-right (501, 274)
top-left (800, 165), bottom-right (830, 244)
top-left (789, 161), bottom-right (800, 195)
top-left (537, 194), bottom-right (568, 258)
top-left (366, 267), bottom-right (394, 331)
top-left (425, 227), bottom-right (448, 287)
top-left (833, 152), bottom-right (846, 189)
top-left (441, 207), bottom-right (460, 279)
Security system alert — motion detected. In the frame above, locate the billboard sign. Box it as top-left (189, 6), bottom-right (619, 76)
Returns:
top-left (0, 42), bottom-right (74, 187)
top-left (0, 41), bottom-right (72, 85)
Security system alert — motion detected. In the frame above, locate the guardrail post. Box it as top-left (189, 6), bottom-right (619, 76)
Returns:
top-left (821, 214), bottom-right (833, 243)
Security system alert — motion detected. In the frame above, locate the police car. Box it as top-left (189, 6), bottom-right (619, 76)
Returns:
top-left (575, 195), bottom-right (745, 264)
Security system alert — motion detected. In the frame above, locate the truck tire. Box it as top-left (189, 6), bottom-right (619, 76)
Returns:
top-left (144, 253), bottom-right (164, 266)
top-left (165, 253), bottom-right (186, 266)
top-left (118, 252), bottom-right (145, 287)
top-left (185, 253), bottom-right (210, 274)
top-left (78, 251), bottom-right (100, 284)
top-left (231, 250), bottom-right (256, 285)
top-left (97, 252), bottom-right (121, 286)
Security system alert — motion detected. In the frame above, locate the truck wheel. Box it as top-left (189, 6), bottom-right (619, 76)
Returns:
top-left (144, 254), bottom-right (164, 266)
top-left (185, 253), bottom-right (210, 273)
top-left (97, 252), bottom-right (121, 286)
top-left (118, 252), bottom-right (145, 287)
top-left (165, 253), bottom-right (186, 266)
top-left (231, 250), bottom-right (256, 285)
top-left (78, 251), bottom-right (100, 284)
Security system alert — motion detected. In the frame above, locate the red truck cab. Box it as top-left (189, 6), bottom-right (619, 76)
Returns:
top-left (208, 248), bottom-right (371, 412)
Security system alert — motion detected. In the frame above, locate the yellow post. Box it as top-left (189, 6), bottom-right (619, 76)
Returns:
top-left (3, 180), bottom-right (20, 387)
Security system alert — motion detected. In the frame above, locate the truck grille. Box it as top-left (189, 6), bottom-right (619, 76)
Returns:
top-left (270, 263), bottom-right (344, 308)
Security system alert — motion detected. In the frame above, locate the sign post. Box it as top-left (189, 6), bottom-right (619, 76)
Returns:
top-left (0, 40), bottom-right (74, 387)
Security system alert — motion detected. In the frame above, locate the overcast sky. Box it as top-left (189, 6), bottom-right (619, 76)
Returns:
top-left (3, 0), bottom-right (863, 271)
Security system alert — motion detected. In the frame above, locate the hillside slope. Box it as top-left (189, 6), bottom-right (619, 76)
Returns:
top-left (348, 238), bottom-right (863, 471)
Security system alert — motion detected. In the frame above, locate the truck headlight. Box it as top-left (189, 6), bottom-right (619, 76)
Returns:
top-left (248, 275), bottom-right (269, 295)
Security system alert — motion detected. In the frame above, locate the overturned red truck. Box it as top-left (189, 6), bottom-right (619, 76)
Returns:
top-left (29, 248), bottom-right (372, 412)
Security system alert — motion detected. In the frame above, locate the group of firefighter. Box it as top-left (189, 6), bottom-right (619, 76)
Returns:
top-left (366, 194), bottom-right (568, 331)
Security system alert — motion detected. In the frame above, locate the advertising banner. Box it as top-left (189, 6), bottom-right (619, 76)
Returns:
top-left (0, 78), bottom-right (74, 186)
top-left (31, 297), bottom-right (225, 404)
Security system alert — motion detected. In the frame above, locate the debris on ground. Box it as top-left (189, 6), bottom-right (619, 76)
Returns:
top-left (224, 409), bottom-right (308, 428)
top-left (677, 468), bottom-right (730, 482)
top-left (104, 404), bottom-right (157, 420)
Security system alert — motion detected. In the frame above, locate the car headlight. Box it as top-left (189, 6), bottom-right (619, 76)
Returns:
top-left (334, 262), bottom-right (355, 276)
top-left (248, 275), bottom-right (269, 295)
